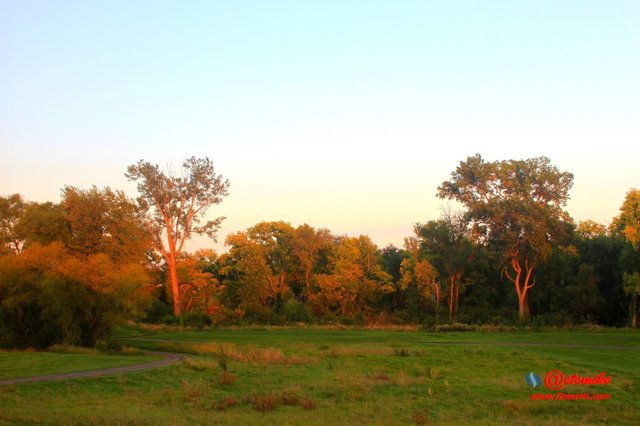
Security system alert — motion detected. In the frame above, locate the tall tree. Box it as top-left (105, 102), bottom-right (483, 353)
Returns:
top-left (291, 224), bottom-right (332, 299)
top-left (415, 210), bottom-right (475, 320)
top-left (401, 237), bottom-right (440, 321)
top-left (613, 188), bottom-right (640, 328)
top-left (126, 157), bottom-right (230, 316)
top-left (437, 154), bottom-right (574, 319)
top-left (0, 194), bottom-right (26, 254)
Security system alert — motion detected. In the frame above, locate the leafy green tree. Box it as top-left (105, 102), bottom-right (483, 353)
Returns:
top-left (246, 221), bottom-right (296, 300)
top-left (0, 243), bottom-right (145, 348)
top-left (614, 189), bottom-right (640, 250)
top-left (62, 186), bottom-right (150, 263)
top-left (415, 210), bottom-right (475, 320)
top-left (220, 231), bottom-right (274, 321)
top-left (126, 157), bottom-right (230, 316)
top-left (613, 189), bottom-right (640, 328)
top-left (623, 273), bottom-right (640, 329)
top-left (291, 224), bottom-right (332, 299)
top-left (437, 154), bottom-right (574, 319)
top-left (568, 263), bottom-right (604, 323)
top-left (576, 220), bottom-right (607, 239)
top-left (0, 194), bottom-right (26, 254)
top-left (380, 244), bottom-right (408, 310)
top-left (176, 250), bottom-right (221, 315)
top-left (15, 202), bottom-right (69, 248)
top-left (400, 237), bottom-right (440, 321)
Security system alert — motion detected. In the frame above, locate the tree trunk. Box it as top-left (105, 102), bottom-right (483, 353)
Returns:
top-left (435, 283), bottom-right (441, 323)
top-left (168, 258), bottom-right (181, 316)
top-left (449, 275), bottom-right (455, 319)
top-left (454, 276), bottom-right (460, 318)
top-left (632, 293), bottom-right (638, 329)
top-left (518, 292), bottom-right (530, 320)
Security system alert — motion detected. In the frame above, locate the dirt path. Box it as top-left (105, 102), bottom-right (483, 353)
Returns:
top-left (0, 351), bottom-right (184, 386)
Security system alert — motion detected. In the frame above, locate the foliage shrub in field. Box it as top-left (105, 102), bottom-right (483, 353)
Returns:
top-left (179, 312), bottom-right (213, 329)
top-left (0, 243), bottom-right (151, 349)
top-left (283, 299), bottom-right (313, 324)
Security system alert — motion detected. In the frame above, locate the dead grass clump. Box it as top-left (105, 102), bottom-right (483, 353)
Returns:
top-left (246, 393), bottom-right (280, 412)
top-left (428, 367), bottom-right (441, 380)
top-left (412, 410), bottom-right (430, 425)
top-left (219, 371), bottom-right (236, 386)
top-left (280, 390), bottom-right (301, 406)
top-left (227, 345), bottom-right (308, 365)
top-left (300, 398), bottom-right (316, 410)
top-left (211, 397), bottom-right (239, 411)
top-left (181, 380), bottom-right (206, 403)
top-left (182, 357), bottom-right (218, 371)
top-left (503, 400), bottom-right (526, 412)
top-left (48, 344), bottom-right (98, 355)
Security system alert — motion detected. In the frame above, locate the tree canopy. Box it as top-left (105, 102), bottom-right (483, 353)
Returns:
top-left (437, 154), bottom-right (574, 319)
top-left (126, 157), bottom-right (230, 315)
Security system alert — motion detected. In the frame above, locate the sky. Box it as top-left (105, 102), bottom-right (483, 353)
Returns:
top-left (1, 1), bottom-right (639, 253)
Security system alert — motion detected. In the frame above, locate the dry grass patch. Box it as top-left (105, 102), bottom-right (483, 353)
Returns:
top-left (189, 342), bottom-right (311, 365)
top-left (211, 397), bottom-right (239, 412)
top-left (182, 357), bottom-right (218, 371)
top-left (246, 393), bottom-right (280, 412)
top-left (219, 371), bottom-right (236, 386)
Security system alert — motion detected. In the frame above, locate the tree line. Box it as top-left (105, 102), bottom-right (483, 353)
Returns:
top-left (1, 155), bottom-right (639, 348)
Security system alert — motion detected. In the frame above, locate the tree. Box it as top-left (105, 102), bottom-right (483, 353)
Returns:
top-left (380, 244), bottom-right (408, 310)
top-left (246, 221), bottom-right (296, 300)
top-left (62, 186), bottom-right (150, 263)
top-left (614, 189), bottom-right (640, 328)
top-left (15, 202), bottom-right (69, 248)
top-left (0, 243), bottom-right (151, 348)
top-left (221, 231), bottom-right (273, 321)
top-left (401, 237), bottom-right (440, 321)
top-left (291, 224), bottom-right (332, 299)
top-left (437, 154), bottom-right (574, 319)
top-left (415, 210), bottom-right (475, 320)
top-left (176, 250), bottom-right (221, 315)
top-left (623, 273), bottom-right (640, 329)
top-left (614, 189), bottom-right (640, 250)
top-left (576, 220), bottom-right (607, 239)
top-left (0, 194), bottom-right (26, 254)
top-left (126, 157), bottom-right (230, 316)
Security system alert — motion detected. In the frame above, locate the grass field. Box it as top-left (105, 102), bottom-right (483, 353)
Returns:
top-left (0, 327), bottom-right (638, 425)
top-left (0, 351), bottom-right (160, 380)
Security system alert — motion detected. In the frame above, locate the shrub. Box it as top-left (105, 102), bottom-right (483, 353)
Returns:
top-left (246, 394), bottom-right (279, 412)
top-left (212, 397), bottom-right (238, 411)
top-left (95, 339), bottom-right (123, 353)
top-left (283, 299), bottom-right (313, 324)
top-left (179, 312), bottom-right (213, 329)
top-left (219, 371), bottom-right (236, 386)
top-left (300, 398), bottom-right (316, 410)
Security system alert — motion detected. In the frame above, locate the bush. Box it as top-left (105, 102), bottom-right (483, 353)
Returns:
top-left (95, 339), bottom-right (123, 353)
top-left (283, 299), bottom-right (313, 324)
top-left (179, 312), bottom-right (213, 329)
top-left (0, 275), bottom-right (113, 349)
top-left (144, 299), bottom-right (173, 324)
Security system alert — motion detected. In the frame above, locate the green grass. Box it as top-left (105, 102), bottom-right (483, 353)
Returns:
top-left (0, 328), bottom-right (638, 425)
top-left (0, 352), bottom-right (160, 380)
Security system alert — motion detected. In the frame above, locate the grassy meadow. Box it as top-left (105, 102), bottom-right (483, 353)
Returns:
top-left (0, 327), bottom-right (639, 425)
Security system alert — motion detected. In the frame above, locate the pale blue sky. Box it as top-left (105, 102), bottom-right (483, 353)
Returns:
top-left (2, 1), bottom-right (639, 252)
